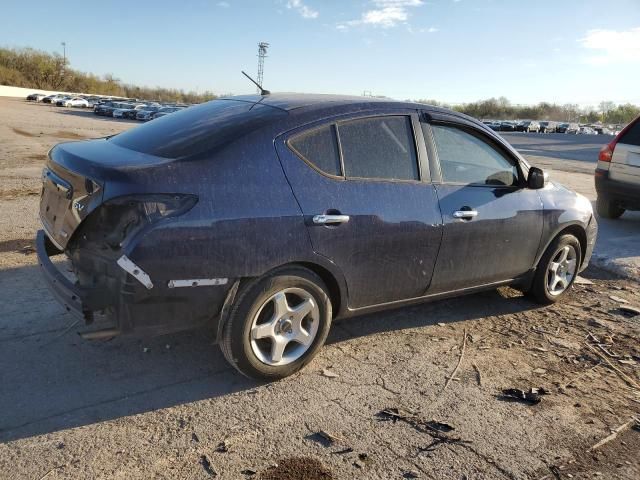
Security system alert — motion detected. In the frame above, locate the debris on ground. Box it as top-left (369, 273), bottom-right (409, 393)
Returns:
top-left (321, 368), bottom-right (339, 378)
top-left (377, 408), bottom-right (468, 451)
top-left (618, 305), bottom-right (640, 317)
top-left (472, 363), bottom-right (483, 386)
top-left (589, 417), bottom-right (640, 451)
top-left (584, 343), bottom-right (640, 390)
top-left (574, 276), bottom-right (594, 285)
top-left (306, 430), bottom-right (346, 447)
top-left (443, 328), bottom-right (468, 391)
top-left (259, 457), bottom-right (333, 480)
top-left (609, 295), bottom-right (629, 304)
top-left (330, 447), bottom-right (354, 455)
top-left (200, 454), bottom-right (217, 476)
top-left (18, 245), bottom-right (35, 255)
top-left (499, 387), bottom-right (549, 405)
top-left (241, 468), bottom-right (257, 476)
top-left (403, 469), bottom-right (420, 478)
top-left (215, 440), bottom-right (231, 453)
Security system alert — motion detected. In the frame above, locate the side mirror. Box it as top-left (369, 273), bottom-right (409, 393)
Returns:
top-left (527, 167), bottom-right (546, 189)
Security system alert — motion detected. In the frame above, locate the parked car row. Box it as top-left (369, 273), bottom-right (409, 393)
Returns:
top-left (27, 93), bottom-right (101, 107)
top-left (483, 119), bottom-right (618, 135)
top-left (93, 100), bottom-right (187, 121)
top-left (26, 92), bottom-right (189, 121)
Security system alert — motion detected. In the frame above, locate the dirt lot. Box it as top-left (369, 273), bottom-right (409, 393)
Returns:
top-left (0, 97), bottom-right (638, 479)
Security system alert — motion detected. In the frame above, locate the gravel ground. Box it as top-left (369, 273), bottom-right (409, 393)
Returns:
top-left (0, 97), bottom-right (638, 479)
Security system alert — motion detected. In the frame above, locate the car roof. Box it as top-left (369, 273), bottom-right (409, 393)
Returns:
top-left (219, 92), bottom-right (446, 114)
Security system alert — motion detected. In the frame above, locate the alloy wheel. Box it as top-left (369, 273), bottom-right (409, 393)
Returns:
top-left (249, 287), bottom-right (320, 366)
top-left (546, 245), bottom-right (578, 296)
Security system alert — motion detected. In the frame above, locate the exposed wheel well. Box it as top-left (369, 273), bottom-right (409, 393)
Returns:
top-left (551, 224), bottom-right (587, 266)
top-left (297, 262), bottom-right (342, 317)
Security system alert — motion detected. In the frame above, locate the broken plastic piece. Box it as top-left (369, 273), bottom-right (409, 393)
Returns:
top-left (116, 255), bottom-right (153, 289)
top-left (499, 387), bottom-right (549, 405)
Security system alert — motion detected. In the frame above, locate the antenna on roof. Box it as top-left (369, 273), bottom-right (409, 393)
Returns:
top-left (242, 71), bottom-right (270, 96)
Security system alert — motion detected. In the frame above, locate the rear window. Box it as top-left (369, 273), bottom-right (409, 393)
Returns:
top-left (110, 99), bottom-right (287, 158)
top-left (289, 125), bottom-right (341, 176)
top-left (338, 116), bottom-right (419, 181)
top-left (619, 118), bottom-right (640, 146)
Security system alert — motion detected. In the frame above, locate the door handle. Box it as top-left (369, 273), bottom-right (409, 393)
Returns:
top-left (453, 210), bottom-right (478, 219)
top-left (312, 214), bottom-right (350, 225)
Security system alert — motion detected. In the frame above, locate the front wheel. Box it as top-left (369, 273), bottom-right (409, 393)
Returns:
top-left (596, 196), bottom-right (625, 219)
top-left (220, 267), bottom-right (332, 380)
top-left (527, 234), bottom-right (581, 304)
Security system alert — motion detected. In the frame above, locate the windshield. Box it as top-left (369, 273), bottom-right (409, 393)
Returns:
top-left (110, 99), bottom-right (287, 158)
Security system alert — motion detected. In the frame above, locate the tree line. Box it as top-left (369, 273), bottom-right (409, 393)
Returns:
top-left (415, 96), bottom-right (640, 126)
top-left (2, 46), bottom-right (639, 123)
top-left (0, 47), bottom-right (217, 104)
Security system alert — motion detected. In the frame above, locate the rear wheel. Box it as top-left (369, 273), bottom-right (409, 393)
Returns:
top-left (220, 267), bottom-right (332, 380)
top-left (596, 196), bottom-right (625, 219)
top-left (527, 234), bottom-right (581, 304)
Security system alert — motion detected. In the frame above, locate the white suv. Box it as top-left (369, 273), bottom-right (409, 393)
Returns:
top-left (595, 115), bottom-right (640, 218)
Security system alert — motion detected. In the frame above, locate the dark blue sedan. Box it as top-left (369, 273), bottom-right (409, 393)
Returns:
top-left (37, 94), bottom-right (597, 379)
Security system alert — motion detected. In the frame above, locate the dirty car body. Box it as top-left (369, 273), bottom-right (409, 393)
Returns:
top-left (37, 94), bottom-right (597, 345)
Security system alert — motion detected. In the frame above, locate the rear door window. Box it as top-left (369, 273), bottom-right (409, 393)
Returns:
top-left (338, 116), bottom-right (419, 181)
top-left (430, 124), bottom-right (518, 186)
top-left (619, 119), bottom-right (640, 146)
top-left (288, 125), bottom-right (342, 176)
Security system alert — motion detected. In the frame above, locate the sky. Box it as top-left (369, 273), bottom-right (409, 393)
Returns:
top-left (1, 0), bottom-right (639, 106)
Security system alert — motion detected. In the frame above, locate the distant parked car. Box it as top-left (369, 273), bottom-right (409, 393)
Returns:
top-left (578, 126), bottom-right (597, 135)
top-left (55, 96), bottom-right (73, 106)
top-left (94, 101), bottom-right (122, 117)
top-left (112, 103), bottom-right (136, 118)
top-left (63, 97), bottom-right (90, 108)
top-left (85, 97), bottom-right (102, 108)
top-left (151, 106), bottom-right (184, 119)
top-left (539, 121), bottom-right (556, 133)
top-left (557, 123), bottom-right (579, 134)
top-left (119, 104), bottom-right (156, 119)
top-left (595, 115), bottom-right (640, 219)
top-left (26, 93), bottom-right (47, 102)
top-left (499, 121), bottom-right (517, 132)
top-left (517, 120), bottom-right (540, 133)
top-left (135, 105), bottom-right (161, 121)
top-left (42, 94), bottom-right (64, 104)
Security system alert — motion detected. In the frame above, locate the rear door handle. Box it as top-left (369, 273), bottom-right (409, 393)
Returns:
top-left (312, 214), bottom-right (350, 225)
top-left (453, 210), bottom-right (478, 219)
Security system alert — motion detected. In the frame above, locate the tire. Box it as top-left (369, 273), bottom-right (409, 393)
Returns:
top-left (220, 266), bottom-right (332, 380)
top-left (596, 196), bottom-right (625, 219)
top-left (527, 234), bottom-right (581, 304)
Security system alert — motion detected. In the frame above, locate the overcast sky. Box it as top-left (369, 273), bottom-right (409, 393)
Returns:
top-left (2, 0), bottom-right (639, 106)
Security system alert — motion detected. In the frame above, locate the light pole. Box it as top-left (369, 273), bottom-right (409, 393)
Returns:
top-left (61, 42), bottom-right (66, 64)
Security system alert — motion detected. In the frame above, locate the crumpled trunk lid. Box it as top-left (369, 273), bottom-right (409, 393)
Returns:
top-left (39, 138), bottom-right (173, 249)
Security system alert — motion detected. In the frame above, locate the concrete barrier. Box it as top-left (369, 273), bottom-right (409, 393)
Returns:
top-left (0, 85), bottom-right (80, 98)
top-left (0, 85), bottom-right (125, 99)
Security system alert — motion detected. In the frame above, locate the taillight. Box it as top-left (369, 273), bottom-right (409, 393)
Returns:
top-left (79, 194), bottom-right (198, 250)
top-left (598, 143), bottom-right (613, 162)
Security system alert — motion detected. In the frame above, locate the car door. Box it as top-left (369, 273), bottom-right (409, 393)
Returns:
top-left (422, 114), bottom-right (544, 293)
top-left (275, 112), bottom-right (443, 309)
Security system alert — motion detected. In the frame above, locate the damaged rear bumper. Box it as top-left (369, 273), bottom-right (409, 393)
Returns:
top-left (37, 229), bottom-right (232, 339)
top-left (37, 229), bottom-right (91, 322)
